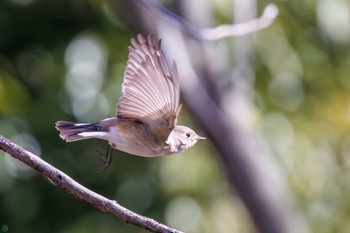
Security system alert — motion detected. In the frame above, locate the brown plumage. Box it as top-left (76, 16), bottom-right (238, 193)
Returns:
top-left (56, 34), bottom-right (205, 171)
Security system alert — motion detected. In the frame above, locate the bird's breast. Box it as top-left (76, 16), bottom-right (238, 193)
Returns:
top-left (106, 120), bottom-right (170, 157)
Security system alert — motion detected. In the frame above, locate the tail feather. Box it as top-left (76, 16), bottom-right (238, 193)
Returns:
top-left (55, 121), bottom-right (101, 142)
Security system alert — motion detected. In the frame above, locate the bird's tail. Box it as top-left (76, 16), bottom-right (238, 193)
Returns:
top-left (55, 121), bottom-right (102, 142)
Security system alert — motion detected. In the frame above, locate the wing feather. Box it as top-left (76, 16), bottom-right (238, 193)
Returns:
top-left (116, 34), bottom-right (181, 141)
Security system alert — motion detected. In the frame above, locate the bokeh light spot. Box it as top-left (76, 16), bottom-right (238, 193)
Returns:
top-left (165, 196), bottom-right (202, 232)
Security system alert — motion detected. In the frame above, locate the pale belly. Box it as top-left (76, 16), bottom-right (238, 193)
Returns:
top-left (105, 122), bottom-right (170, 157)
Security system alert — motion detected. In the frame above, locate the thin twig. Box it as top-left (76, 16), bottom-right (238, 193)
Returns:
top-left (141, 0), bottom-right (279, 40)
top-left (198, 4), bottom-right (279, 40)
top-left (0, 135), bottom-right (183, 233)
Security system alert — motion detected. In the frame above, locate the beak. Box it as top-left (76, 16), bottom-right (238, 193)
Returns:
top-left (195, 135), bottom-right (206, 140)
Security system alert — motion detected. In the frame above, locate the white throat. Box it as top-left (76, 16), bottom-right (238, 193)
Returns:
top-left (166, 132), bottom-right (187, 153)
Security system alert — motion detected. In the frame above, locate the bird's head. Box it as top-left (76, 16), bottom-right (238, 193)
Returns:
top-left (166, 125), bottom-right (206, 153)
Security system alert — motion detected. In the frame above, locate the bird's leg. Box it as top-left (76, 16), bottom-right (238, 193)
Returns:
top-left (96, 144), bottom-right (112, 173)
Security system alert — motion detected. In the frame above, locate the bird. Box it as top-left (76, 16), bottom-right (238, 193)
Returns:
top-left (55, 34), bottom-right (205, 172)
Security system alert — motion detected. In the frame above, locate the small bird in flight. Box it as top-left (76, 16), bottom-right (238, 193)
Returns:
top-left (56, 34), bottom-right (205, 172)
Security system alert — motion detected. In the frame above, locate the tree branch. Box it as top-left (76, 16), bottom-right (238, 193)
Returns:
top-left (0, 135), bottom-right (183, 233)
top-left (110, 1), bottom-right (310, 233)
top-left (141, 1), bottom-right (279, 40)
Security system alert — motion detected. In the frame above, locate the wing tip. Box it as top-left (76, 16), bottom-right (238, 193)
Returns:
top-left (131, 33), bottom-right (161, 51)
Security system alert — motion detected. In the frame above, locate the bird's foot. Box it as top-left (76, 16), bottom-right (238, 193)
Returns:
top-left (96, 144), bottom-right (112, 173)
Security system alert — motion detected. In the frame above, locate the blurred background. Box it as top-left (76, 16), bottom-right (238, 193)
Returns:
top-left (1, 0), bottom-right (350, 232)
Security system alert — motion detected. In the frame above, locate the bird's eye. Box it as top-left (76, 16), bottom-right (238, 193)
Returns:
top-left (186, 133), bottom-right (191, 138)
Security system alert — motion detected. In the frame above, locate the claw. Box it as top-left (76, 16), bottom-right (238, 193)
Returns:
top-left (96, 144), bottom-right (112, 173)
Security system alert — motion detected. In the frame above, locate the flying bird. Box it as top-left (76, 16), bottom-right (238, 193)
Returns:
top-left (56, 34), bottom-right (205, 172)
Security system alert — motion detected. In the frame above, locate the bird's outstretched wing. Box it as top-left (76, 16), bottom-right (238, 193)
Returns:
top-left (116, 34), bottom-right (181, 142)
